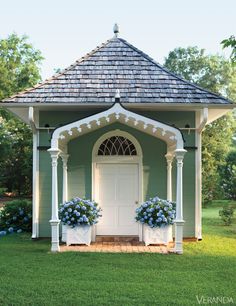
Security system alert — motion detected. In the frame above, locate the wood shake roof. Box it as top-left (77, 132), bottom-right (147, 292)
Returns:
top-left (2, 37), bottom-right (232, 105)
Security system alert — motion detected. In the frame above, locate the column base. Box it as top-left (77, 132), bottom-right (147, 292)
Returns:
top-left (174, 219), bottom-right (185, 254)
top-left (50, 219), bottom-right (61, 252)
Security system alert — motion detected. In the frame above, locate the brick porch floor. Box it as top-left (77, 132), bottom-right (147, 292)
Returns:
top-left (60, 241), bottom-right (175, 254)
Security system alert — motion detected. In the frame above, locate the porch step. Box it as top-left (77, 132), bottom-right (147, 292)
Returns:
top-left (96, 235), bottom-right (139, 243)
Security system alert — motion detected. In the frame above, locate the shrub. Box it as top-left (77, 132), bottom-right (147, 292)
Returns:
top-left (219, 206), bottom-right (234, 225)
top-left (0, 199), bottom-right (32, 233)
top-left (135, 196), bottom-right (176, 228)
top-left (0, 187), bottom-right (7, 198)
top-left (59, 197), bottom-right (101, 228)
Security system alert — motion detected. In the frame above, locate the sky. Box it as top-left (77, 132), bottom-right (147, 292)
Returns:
top-left (0, 0), bottom-right (235, 80)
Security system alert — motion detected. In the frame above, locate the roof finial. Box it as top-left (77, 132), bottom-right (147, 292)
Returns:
top-left (115, 89), bottom-right (120, 102)
top-left (113, 23), bottom-right (119, 38)
top-left (115, 89), bottom-right (120, 99)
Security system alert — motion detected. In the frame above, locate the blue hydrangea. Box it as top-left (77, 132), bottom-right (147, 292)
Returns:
top-left (135, 196), bottom-right (176, 228)
top-left (8, 227), bottom-right (14, 233)
top-left (0, 231), bottom-right (7, 236)
top-left (59, 197), bottom-right (101, 227)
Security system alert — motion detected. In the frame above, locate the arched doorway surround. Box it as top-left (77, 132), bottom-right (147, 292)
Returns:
top-left (92, 130), bottom-right (143, 240)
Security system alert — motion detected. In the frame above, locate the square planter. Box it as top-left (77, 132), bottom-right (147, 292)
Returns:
top-left (143, 224), bottom-right (173, 246)
top-left (61, 224), bottom-right (67, 242)
top-left (66, 225), bottom-right (91, 246)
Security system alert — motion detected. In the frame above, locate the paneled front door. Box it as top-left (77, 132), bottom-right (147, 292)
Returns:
top-left (96, 163), bottom-right (139, 235)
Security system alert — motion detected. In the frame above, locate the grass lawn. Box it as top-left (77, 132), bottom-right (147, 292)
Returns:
top-left (0, 201), bottom-right (235, 306)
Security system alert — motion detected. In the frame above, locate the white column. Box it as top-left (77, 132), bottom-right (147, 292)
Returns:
top-left (61, 154), bottom-right (69, 202)
top-left (196, 131), bottom-right (202, 240)
top-left (165, 153), bottom-right (174, 201)
top-left (48, 148), bottom-right (61, 252)
top-left (32, 132), bottom-right (39, 238)
top-left (174, 149), bottom-right (187, 254)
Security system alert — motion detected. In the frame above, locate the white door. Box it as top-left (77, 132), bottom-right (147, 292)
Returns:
top-left (96, 163), bottom-right (139, 235)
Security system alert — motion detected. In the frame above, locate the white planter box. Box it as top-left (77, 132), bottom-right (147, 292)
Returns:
top-left (66, 225), bottom-right (91, 246)
top-left (61, 225), bottom-right (67, 242)
top-left (143, 225), bottom-right (173, 246)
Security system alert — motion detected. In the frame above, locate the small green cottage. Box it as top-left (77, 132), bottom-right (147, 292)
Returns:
top-left (1, 26), bottom-right (234, 253)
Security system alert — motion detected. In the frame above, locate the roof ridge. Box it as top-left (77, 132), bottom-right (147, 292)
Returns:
top-left (2, 38), bottom-right (113, 102)
top-left (118, 38), bottom-right (232, 104)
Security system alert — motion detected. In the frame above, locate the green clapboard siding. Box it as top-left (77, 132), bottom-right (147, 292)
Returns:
top-left (38, 110), bottom-right (195, 237)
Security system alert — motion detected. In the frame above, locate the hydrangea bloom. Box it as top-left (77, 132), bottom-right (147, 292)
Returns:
top-left (59, 198), bottom-right (102, 228)
top-left (0, 231), bottom-right (7, 236)
top-left (135, 196), bottom-right (176, 228)
top-left (8, 227), bottom-right (14, 233)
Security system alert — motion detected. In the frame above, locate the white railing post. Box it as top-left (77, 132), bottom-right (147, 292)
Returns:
top-left (48, 148), bottom-right (60, 252)
top-left (165, 153), bottom-right (174, 201)
top-left (174, 149), bottom-right (187, 254)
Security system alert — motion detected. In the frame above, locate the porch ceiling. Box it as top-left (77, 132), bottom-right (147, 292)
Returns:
top-left (50, 102), bottom-right (184, 152)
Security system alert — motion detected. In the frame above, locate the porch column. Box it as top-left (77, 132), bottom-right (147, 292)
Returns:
top-left (61, 153), bottom-right (69, 202)
top-left (48, 148), bottom-right (61, 252)
top-left (174, 149), bottom-right (187, 254)
top-left (165, 153), bottom-right (174, 201)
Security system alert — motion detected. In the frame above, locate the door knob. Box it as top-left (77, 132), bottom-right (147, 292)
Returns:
top-left (135, 201), bottom-right (139, 205)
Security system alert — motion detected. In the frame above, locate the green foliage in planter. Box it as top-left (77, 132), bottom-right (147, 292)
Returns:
top-left (219, 206), bottom-right (234, 225)
top-left (0, 199), bottom-right (32, 234)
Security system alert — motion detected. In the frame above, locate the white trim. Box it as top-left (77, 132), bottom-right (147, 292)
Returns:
top-left (3, 102), bottom-right (235, 109)
top-left (31, 132), bottom-right (39, 238)
top-left (195, 110), bottom-right (204, 240)
top-left (92, 130), bottom-right (143, 241)
top-left (51, 103), bottom-right (184, 151)
top-left (92, 130), bottom-right (143, 160)
top-left (30, 107), bottom-right (39, 239)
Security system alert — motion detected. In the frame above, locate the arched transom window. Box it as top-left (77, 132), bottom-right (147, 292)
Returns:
top-left (98, 136), bottom-right (137, 156)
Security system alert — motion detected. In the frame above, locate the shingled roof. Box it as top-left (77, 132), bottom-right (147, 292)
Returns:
top-left (2, 37), bottom-right (232, 104)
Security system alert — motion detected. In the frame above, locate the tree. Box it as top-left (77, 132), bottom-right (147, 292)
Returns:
top-left (164, 47), bottom-right (236, 203)
top-left (220, 150), bottom-right (236, 200)
top-left (221, 35), bottom-right (236, 64)
top-left (0, 33), bottom-right (43, 195)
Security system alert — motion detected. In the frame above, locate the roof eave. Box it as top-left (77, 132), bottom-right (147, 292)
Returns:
top-left (1, 102), bottom-right (234, 109)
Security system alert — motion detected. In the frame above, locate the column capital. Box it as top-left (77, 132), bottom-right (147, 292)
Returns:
top-left (174, 149), bottom-right (187, 161)
top-left (48, 148), bottom-right (60, 159)
top-left (165, 152), bottom-right (174, 163)
top-left (60, 153), bottom-right (69, 164)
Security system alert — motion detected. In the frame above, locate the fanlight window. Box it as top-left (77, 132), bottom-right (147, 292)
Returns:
top-left (98, 136), bottom-right (137, 156)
